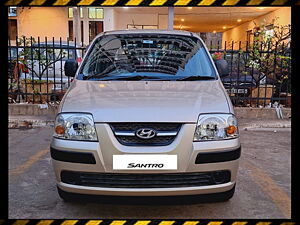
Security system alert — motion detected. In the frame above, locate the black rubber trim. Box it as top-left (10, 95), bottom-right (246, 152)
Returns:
top-left (195, 147), bottom-right (241, 164)
top-left (50, 147), bottom-right (96, 164)
top-left (57, 184), bottom-right (236, 203)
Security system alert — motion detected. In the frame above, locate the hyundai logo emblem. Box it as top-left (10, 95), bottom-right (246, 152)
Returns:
top-left (136, 128), bottom-right (156, 139)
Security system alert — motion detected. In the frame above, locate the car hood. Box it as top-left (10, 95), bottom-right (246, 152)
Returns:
top-left (61, 80), bottom-right (230, 123)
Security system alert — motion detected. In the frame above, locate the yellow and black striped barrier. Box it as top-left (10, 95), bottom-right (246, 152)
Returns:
top-left (5, 0), bottom-right (294, 6)
top-left (0, 220), bottom-right (297, 225)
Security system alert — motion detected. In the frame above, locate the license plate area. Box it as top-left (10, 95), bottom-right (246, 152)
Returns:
top-left (113, 155), bottom-right (177, 170)
top-left (226, 88), bottom-right (248, 94)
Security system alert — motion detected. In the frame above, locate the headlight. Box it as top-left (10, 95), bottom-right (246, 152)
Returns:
top-left (193, 113), bottom-right (239, 141)
top-left (53, 113), bottom-right (98, 141)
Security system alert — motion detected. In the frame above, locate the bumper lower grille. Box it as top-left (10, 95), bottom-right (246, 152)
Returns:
top-left (61, 170), bottom-right (231, 188)
top-left (109, 123), bottom-right (181, 146)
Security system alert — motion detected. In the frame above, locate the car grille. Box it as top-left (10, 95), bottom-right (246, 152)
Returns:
top-left (61, 170), bottom-right (231, 188)
top-left (109, 123), bottom-right (181, 146)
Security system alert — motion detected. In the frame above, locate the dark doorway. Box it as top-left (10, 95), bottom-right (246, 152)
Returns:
top-left (68, 21), bottom-right (84, 43)
top-left (89, 21), bottom-right (103, 42)
top-left (8, 19), bottom-right (17, 40)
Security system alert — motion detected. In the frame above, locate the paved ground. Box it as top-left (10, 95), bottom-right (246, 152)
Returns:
top-left (8, 121), bottom-right (291, 219)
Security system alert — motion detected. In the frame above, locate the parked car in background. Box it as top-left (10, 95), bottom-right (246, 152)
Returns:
top-left (18, 42), bottom-right (83, 92)
top-left (221, 71), bottom-right (257, 95)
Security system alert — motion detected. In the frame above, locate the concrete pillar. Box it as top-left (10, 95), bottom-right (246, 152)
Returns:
top-left (82, 7), bottom-right (89, 46)
top-left (73, 7), bottom-right (81, 44)
top-left (104, 8), bottom-right (115, 32)
top-left (168, 7), bottom-right (174, 30)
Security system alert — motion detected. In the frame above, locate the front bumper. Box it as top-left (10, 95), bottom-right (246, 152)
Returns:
top-left (51, 123), bottom-right (241, 196)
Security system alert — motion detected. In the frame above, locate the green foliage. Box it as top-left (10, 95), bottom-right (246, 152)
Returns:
top-left (8, 82), bottom-right (17, 89)
top-left (238, 17), bottom-right (291, 89)
top-left (23, 78), bottom-right (54, 84)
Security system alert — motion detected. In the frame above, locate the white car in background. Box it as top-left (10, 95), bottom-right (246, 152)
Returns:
top-left (19, 42), bottom-right (83, 91)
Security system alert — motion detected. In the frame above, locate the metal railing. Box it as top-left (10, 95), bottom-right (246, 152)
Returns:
top-left (8, 36), bottom-right (291, 107)
top-left (8, 36), bottom-right (86, 104)
top-left (208, 39), bottom-right (291, 107)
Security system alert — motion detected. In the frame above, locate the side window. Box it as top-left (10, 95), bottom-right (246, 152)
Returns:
top-left (56, 49), bottom-right (76, 61)
top-left (67, 49), bottom-right (76, 60)
top-left (88, 8), bottom-right (104, 19)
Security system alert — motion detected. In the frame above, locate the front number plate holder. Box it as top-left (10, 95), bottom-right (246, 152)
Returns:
top-left (113, 155), bottom-right (177, 170)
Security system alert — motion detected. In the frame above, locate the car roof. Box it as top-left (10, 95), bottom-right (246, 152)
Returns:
top-left (95, 29), bottom-right (200, 40)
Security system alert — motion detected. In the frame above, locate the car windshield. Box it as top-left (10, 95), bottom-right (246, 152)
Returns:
top-left (78, 33), bottom-right (217, 81)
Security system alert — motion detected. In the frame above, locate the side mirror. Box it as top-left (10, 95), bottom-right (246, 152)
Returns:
top-left (64, 59), bottom-right (78, 77)
top-left (215, 59), bottom-right (230, 77)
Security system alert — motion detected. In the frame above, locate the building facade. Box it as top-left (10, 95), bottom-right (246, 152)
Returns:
top-left (8, 6), bottom-right (291, 47)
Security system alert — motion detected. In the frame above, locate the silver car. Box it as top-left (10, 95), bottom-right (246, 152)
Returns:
top-left (50, 30), bottom-right (241, 202)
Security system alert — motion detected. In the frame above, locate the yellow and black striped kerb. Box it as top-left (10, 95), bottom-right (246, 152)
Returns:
top-left (5, 0), bottom-right (293, 6)
top-left (0, 220), bottom-right (297, 225)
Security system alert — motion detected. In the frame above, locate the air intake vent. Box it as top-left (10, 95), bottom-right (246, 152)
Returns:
top-left (61, 170), bottom-right (231, 188)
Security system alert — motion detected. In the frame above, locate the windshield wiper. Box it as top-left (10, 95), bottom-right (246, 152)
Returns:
top-left (91, 75), bottom-right (164, 81)
top-left (83, 74), bottom-right (216, 81)
top-left (177, 76), bottom-right (216, 81)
